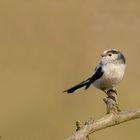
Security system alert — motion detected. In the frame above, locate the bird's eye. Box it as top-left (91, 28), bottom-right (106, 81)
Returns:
top-left (108, 53), bottom-right (112, 56)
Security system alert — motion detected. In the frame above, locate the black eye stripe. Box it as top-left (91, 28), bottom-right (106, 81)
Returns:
top-left (119, 53), bottom-right (126, 64)
top-left (107, 50), bottom-right (119, 54)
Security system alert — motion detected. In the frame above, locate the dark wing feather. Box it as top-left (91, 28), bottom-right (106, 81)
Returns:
top-left (85, 66), bottom-right (104, 89)
top-left (64, 78), bottom-right (90, 93)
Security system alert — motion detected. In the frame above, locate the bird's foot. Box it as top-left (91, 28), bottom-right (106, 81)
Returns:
top-left (107, 89), bottom-right (117, 95)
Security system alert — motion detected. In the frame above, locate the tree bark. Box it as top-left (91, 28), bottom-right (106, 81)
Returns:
top-left (66, 91), bottom-right (140, 140)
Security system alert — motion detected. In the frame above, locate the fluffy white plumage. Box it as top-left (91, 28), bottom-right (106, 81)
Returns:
top-left (64, 49), bottom-right (126, 93)
top-left (93, 63), bottom-right (126, 91)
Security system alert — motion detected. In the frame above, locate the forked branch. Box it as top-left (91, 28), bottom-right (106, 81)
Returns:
top-left (66, 91), bottom-right (140, 140)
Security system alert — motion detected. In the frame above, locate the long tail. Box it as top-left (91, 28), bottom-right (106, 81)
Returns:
top-left (64, 78), bottom-right (90, 93)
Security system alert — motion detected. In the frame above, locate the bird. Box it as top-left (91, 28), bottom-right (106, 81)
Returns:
top-left (64, 49), bottom-right (126, 94)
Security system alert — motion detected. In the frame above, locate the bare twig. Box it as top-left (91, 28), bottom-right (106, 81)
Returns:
top-left (66, 91), bottom-right (140, 140)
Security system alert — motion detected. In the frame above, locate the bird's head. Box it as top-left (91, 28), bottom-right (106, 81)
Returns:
top-left (101, 49), bottom-right (126, 64)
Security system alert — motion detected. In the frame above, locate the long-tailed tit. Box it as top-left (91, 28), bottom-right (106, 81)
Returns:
top-left (64, 49), bottom-right (126, 94)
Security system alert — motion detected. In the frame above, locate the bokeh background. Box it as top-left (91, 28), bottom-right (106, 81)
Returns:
top-left (0, 0), bottom-right (140, 140)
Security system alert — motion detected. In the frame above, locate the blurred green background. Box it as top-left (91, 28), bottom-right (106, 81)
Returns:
top-left (0, 0), bottom-right (140, 140)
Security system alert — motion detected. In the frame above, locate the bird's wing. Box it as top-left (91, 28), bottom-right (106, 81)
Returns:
top-left (85, 65), bottom-right (104, 89)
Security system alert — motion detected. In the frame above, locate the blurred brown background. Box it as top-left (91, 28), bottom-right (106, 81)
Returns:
top-left (0, 0), bottom-right (140, 140)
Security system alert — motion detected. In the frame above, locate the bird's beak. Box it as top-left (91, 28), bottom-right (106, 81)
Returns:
top-left (101, 53), bottom-right (105, 57)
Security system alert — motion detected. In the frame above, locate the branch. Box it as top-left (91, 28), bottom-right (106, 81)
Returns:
top-left (66, 91), bottom-right (140, 140)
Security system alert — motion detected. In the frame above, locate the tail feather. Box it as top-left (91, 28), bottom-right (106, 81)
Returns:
top-left (64, 78), bottom-right (90, 93)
